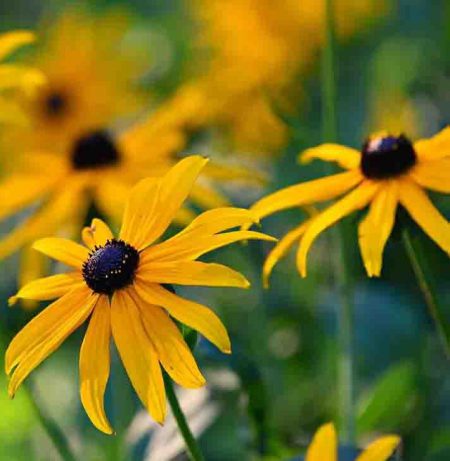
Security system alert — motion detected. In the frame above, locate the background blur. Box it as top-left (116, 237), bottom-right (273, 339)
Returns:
top-left (0, 1), bottom-right (449, 460)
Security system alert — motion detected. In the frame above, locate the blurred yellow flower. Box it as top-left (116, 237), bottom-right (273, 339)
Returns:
top-left (305, 423), bottom-right (400, 461)
top-left (183, 0), bottom-right (389, 153)
top-left (3, 7), bottom-right (148, 154)
top-left (0, 31), bottom-right (45, 124)
top-left (249, 127), bottom-right (450, 283)
top-left (6, 156), bottom-right (274, 434)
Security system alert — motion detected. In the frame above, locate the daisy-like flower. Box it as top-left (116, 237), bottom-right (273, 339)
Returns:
top-left (0, 31), bottom-right (45, 124)
top-left (3, 7), bottom-right (148, 154)
top-left (304, 423), bottom-right (400, 461)
top-left (6, 156), bottom-right (275, 434)
top-left (249, 127), bottom-right (450, 283)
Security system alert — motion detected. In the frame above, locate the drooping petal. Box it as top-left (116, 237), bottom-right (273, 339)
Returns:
top-left (263, 221), bottom-right (310, 288)
top-left (414, 126), bottom-right (450, 161)
top-left (0, 31), bottom-right (35, 60)
top-left (33, 238), bottom-right (89, 269)
top-left (6, 286), bottom-right (97, 396)
top-left (356, 435), bottom-right (401, 461)
top-left (82, 218), bottom-right (114, 249)
top-left (410, 158), bottom-right (450, 194)
top-left (120, 156), bottom-right (208, 250)
top-left (110, 290), bottom-right (166, 424)
top-left (398, 178), bottom-right (450, 254)
top-left (130, 287), bottom-right (205, 388)
top-left (305, 423), bottom-right (337, 461)
top-left (137, 260), bottom-right (249, 288)
top-left (249, 170), bottom-right (363, 223)
top-left (133, 281), bottom-right (231, 353)
top-left (358, 181), bottom-right (398, 277)
top-left (297, 181), bottom-right (379, 277)
top-left (9, 272), bottom-right (83, 306)
top-left (79, 296), bottom-right (113, 435)
top-left (300, 144), bottom-right (361, 170)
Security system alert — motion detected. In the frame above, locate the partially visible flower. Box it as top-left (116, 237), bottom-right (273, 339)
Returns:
top-left (305, 422), bottom-right (400, 461)
top-left (181, 0), bottom-right (389, 154)
top-left (249, 127), bottom-right (450, 282)
top-left (0, 31), bottom-right (45, 124)
top-left (3, 7), bottom-right (149, 154)
top-left (6, 155), bottom-right (275, 433)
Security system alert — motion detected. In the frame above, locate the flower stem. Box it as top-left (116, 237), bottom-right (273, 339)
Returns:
top-left (164, 375), bottom-right (205, 461)
top-left (322, 0), bottom-right (355, 443)
top-left (401, 228), bottom-right (450, 359)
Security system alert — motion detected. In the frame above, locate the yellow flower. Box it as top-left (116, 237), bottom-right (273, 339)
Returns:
top-left (6, 156), bottom-right (275, 434)
top-left (0, 31), bottom-right (45, 124)
top-left (249, 127), bottom-right (450, 283)
top-left (185, 0), bottom-right (389, 153)
top-left (305, 423), bottom-right (400, 461)
top-left (4, 7), bottom-right (148, 154)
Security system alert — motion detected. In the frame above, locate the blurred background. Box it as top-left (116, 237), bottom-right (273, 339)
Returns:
top-left (0, 0), bottom-right (449, 460)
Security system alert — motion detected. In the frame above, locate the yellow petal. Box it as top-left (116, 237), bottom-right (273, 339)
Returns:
top-left (358, 181), bottom-right (398, 277)
top-left (203, 161), bottom-right (266, 184)
top-left (133, 281), bottom-right (231, 353)
top-left (298, 181), bottom-right (379, 277)
top-left (189, 182), bottom-right (230, 210)
top-left (120, 156), bottom-right (208, 250)
top-left (0, 65), bottom-right (45, 93)
top-left (33, 238), bottom-right (89, 269)
top-left (142, 230), bottom-right (275, 263)
top-left (138, 260), bottom-right (249, 288)
top-left (0, 174), bottom-right (57, 221)
top-left (130, 287), bottom-right (205, 388)
top-left (410, 158), bottom-right (450, 194)
top-left (9, 272), bottom-right (83, 306)
top-left (414, 126), bottom-right (450, 161)
top-left (356, 435), bottom-right (401, 461)
top-left (398, 178), bottom-right (450, 253)
top-left (263, 221), bottom-right (310, 288)
top-left (82, 218), bottom-right (114, 249)
top-left (111, 290), bottom-right (166, 424)
top-left (0, 179), bottom-right (84, 260)
top-left (250, 170), bottom-right (363, 223)
top-left (305, 423), bottom-right (337, 461)
top-left (300, 144), bottom-right (361, 170)
top-left (6, 287), bottom-right (97, 396)
top-left (0, 31), bottom-right (35, 61)
top-left (80, 296), bottom-right (113, 435)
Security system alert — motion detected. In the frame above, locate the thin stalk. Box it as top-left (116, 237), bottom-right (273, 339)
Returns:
top-left (322, 0), bottom-right (355, 443)
top-left (165, 375), bottom-right (205, 461)
top-left (0, 325), bottom-right (77, 461)
top-left (24, 384), bottom-right (77, 461)
top-left (402, 229), bottom-right (450, 359)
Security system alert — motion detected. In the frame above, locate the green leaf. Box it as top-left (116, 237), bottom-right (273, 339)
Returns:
top-left (357, 362), bottom-right (418, 434)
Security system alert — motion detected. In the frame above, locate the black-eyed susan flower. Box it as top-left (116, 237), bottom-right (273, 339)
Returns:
top-left (3, 7), bottom-right (148, 154)
top-left (0, 31), bottom-right (45, 124)
top-left (6, 156), bottom-right (275, 434)
top-left (304, 423), bottom-right (400, 461)
top-left (249, 127), bottom-right (450, 283)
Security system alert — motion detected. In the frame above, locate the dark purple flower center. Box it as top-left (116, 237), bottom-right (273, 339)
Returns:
top-left (360, 134), bottom-right (417, 179)
top-left (44, 91), bottom-right (68, 117)
top-left (71, 130), bottom-right (121, 170)
top-left (82, 239), bottom-right (139, 295)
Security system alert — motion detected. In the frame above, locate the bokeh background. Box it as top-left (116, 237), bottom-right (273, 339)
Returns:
top-left (0, 0), bottom-right (449, 460)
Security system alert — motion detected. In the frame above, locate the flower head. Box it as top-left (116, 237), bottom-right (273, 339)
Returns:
top-left (3, 7), bottom-right (148, 154)
top-left (6, 156), bottom-right (275, 434)
top-left (249, 127), bottom-right (450, 283)
top-left (305, 423), bottom-right (400, 461)
top-left (0, 31), bottom-right (45, 124)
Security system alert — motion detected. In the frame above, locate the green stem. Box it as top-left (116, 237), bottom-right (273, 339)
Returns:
top-left (322, 0), bottom-right (355, 443)
top-left (402, 229), bottom-right (450, 359)
top-left (165, 375), bottom-right (205, 461)
top-left (24, 383), bottom-right (77, 461)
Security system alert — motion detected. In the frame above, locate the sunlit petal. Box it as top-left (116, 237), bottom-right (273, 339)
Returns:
top-left (33, 237), bottom-right (89, 268)
top-left (305, 423), bottom-right (337, 461)
top-left (300, 144), bottom-right (361, 170)
top-left (356, 435), bottom-right (401, 461)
